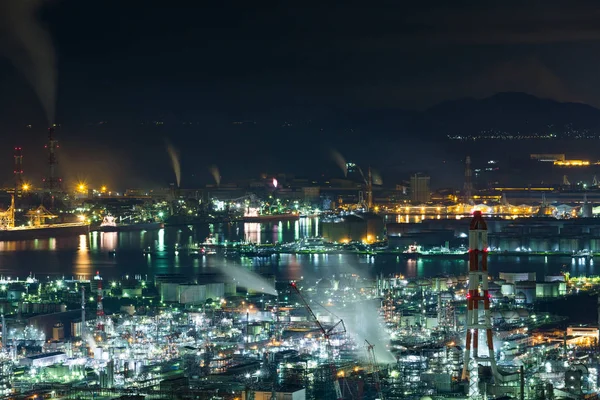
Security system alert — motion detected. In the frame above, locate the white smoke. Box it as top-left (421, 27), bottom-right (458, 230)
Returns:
top-left (343, 300), bottom-right (396, 364)
top-left (209, 164), bottom-right (221, 186)
top-left (331, 149), bottom-right (348, 177)
top-left (0, 0), bottom-right (57, 124)
top-left (327, 260), bottom-right (395, 363)
top-left (215, 264), bottom-right (277, 296)
top-left (372, 169), bottom-right (383, 185)
top-left (165, 139), bottom-right (181, 187)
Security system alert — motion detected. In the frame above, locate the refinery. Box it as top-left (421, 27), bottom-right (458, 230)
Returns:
top-left (0, 211), bottom-right (597, 399)
top-left (2, 0), bottom-right (600, 398)
top-left (3, 122), bottom-right (600, 400)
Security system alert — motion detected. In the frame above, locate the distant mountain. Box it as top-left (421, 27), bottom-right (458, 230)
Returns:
top-left (423, 92), bottom-right (600, 138)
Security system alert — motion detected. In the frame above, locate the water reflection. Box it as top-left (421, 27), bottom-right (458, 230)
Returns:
top-left (100, 232), bottom-right (117, 251)
top-left (157, 229), bottom-right (165, 251)
top-left (244, 223), bottom-right (261, 244)
top-left (74, 234), bottom-right (91, 278)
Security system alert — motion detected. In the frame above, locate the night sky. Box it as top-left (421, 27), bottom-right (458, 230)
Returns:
top-left (0, 1), bottom-right (598, 189)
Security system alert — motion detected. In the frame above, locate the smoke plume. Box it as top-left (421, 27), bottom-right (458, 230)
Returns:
top-left (215, 264), bottom-right (277, 296)
top-left (331, 149), bottom-right (348, 177)
top-left (209, 164), bottom-right (221, 186)
top-left (342, 300), bottom-right (396, 363)
top-left (0, 0), bottom-right (57, 124)
top-left (165, 139), bottom-right (181, 187)
top-left (372, 169), bottom-right (383, 185)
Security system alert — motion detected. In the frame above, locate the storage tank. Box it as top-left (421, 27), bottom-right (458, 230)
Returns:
top-left (501, 283), bottom-right (515, 297)
top-left (160, 283), bottom-right (179, 302)
top-left (205, 283), bottom-right (225, 300)
top-left (178, 284), bottom-right (206, 305)
top-left (559, 238), bottom-right (579, 253)
top-left (488, 282), bottom-right (501, 300)
top-left (536, 282), bottom-right (559, 298)
top-left (515, 280), bottom-right (536, 303)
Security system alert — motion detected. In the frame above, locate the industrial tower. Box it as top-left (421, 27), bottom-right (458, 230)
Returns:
top-left (94, 272), bottom-right (105, 331)
top-left (463, 156), bottom-right (473, 204)
top-left (43, 126), bottom-right (62, 193)
top-left (366, 166), bottom-right (373, 212)
top-left (462, 211), bottom-right (497, 398)
top-left (13, 147), bottom-right (23, 196)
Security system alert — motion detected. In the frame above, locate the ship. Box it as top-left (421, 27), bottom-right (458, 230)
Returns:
top-left (241, 213), bottom-right (299, 222)
top-left (95, 215), bottom-right (164, 232)
top-left (0, 199), bottom-right (89, 240)
top-left (0, 223), bottom-right (89, 240)
top-left (403, 243), bottom-right (468, 259)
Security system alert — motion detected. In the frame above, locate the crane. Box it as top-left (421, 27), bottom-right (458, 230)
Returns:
top-left (290, 282), bottom-right (345, 400)
top-left (365, 339), bottom-right (384, 400)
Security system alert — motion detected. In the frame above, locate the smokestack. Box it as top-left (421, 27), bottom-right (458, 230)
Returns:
top-left (43, 126), bottom-right (61, 193)
top-left (366, 166), bottom-right (373, 212)
top-left (1, 314), bottom-right (6, 348)
top-left (464, 156), bottom-right (473, 204)
top-left (81, 286), bottom-right (86, 337)
top-left (13, 147), bottom-right (23, 196)
top-left (95, 272), bottom-right (104, 332)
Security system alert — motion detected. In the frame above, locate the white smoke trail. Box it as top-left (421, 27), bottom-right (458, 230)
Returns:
top-left (165, 139), bottom-right (181, 187)
top-left (215, 264), bottom-right (277, 296)
top-left (372, 169), bottom-right (383, 185)
top-left (209, 164), bottom-right (221, 186)
top-left (330, 260), bottom-right (395, 363)
top-left (0, 0), bottom-right (57, 124)
top-left (331, 149), bottom-right (348, 177)
top-left (343, 300), bottom-right (396, 363)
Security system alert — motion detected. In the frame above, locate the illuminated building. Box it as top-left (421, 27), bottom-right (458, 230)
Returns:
top-left (410, 173), bottom-right (431, 204)
top-left (553, 159), bottom-right (590, 166)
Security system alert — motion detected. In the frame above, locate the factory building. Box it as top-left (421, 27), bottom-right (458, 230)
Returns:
top-left (160, 282), bottom-right (229, 304)
top-left (321, 213), bottom-right (384, 243)
top-left (499, 272), bottom-right (536, 284)
top-left (20, 351), bottom-right (67, 367)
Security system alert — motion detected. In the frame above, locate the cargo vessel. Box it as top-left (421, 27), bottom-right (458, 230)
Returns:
top-left (403, 244), bottom-right (468, 259)
top-left (241, 213), bottom-right (299, 222)
top-left (0, 223), bottom-right (89, 240)
top-left (94, 215), bottom-right (164, 232)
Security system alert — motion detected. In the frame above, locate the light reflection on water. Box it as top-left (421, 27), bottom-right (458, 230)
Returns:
top-left (0, 218), bottom-right (591, 281)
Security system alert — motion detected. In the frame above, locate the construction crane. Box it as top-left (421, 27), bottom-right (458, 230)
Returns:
top-left (290, 282), bottom-right (345, 400)
top-left (365, 340), bottom-right (384, 400)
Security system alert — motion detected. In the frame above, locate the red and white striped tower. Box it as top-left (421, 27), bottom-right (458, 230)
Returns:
top-left (95, 271), bottom-right (104, 331)
top-left (461, 211), bottom-right (497, 397)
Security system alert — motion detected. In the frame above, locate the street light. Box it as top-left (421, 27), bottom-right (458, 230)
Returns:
top-left (21, 183), bottom-right (30, 192)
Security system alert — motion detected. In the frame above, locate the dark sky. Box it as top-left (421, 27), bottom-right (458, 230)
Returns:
top-left (0, 0), bottom-right (599, 189)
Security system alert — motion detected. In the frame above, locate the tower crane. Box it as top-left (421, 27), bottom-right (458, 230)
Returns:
top-left (365, 340), bottom-right (384, 400)
top-left (289, 282), bottom-right (345, 400)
